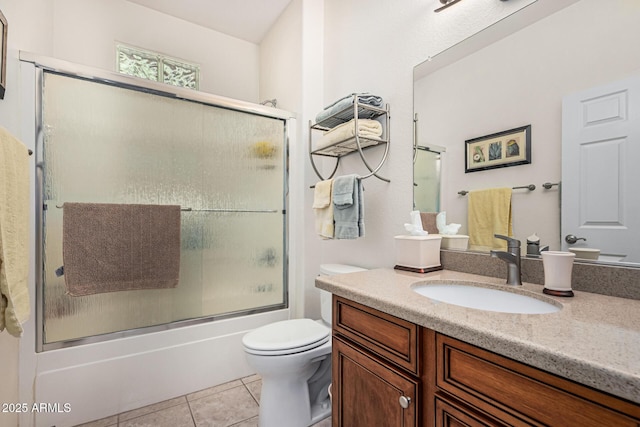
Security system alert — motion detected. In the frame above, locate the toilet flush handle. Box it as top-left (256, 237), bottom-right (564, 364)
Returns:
top-left (399, 396), bottom-right (411, 409)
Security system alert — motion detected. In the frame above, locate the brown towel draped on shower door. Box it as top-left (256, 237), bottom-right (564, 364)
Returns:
top-left (62, 203), bottom-right (181, 296)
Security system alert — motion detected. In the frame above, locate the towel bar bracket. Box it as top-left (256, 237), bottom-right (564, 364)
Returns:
top-left (542, 182), bottom-right (560, 189)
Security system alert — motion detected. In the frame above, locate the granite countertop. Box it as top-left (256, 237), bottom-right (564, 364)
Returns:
top-left (315, 268), bottom-right (640, 404)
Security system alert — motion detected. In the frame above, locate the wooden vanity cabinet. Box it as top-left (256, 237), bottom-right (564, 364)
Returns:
top-left (331, 296), bottom-right (640, 427)
top-left (426, 331), bottom-right (640, 427)
top-left (332, 296), bottom-right (421, 427)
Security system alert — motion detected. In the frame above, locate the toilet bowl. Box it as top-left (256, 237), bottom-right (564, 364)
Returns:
top-left (242, 264), bottom-right (366, 427)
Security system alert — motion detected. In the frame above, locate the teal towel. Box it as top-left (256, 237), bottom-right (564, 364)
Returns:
top-left (333, 175), bottom-right (364, 239)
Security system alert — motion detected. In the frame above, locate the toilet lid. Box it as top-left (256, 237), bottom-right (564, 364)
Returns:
top-left (242, 319), bottom-right (330, 355)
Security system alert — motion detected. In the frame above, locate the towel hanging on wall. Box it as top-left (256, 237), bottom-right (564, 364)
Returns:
top-left (313, 179), bottom-right (334, 239)
top-left (333, 174), bottom-right (364, 239)
top-left (0, 127), bottom-right (31, 337)
top-left (62, 203), bottom-right (181, 296)
top-left (467, 187), bottom-right (512, 251)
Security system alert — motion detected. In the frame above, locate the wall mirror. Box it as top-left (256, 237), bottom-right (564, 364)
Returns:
top-left (413, 0), bottom-right (640, 267)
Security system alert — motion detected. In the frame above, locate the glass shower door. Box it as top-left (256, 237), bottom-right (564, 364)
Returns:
top-left (40, 71), bottom-right (287, 347)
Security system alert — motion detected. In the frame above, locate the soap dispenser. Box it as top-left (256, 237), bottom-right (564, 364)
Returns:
top-left (526, 233), bottom-right (540, 256)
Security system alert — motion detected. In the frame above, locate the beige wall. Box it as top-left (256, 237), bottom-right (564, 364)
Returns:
top-left (317, 0), bottom-right (537, 269)
top-left (414, 0), bottom-right (640, 250)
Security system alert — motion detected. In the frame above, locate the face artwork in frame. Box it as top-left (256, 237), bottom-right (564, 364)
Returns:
top-left (465, 125), bottom-right (531, 173)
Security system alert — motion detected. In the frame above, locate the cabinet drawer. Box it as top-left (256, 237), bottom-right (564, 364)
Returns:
top-left (435, 397), bottom-right (510, 427)
top-left (436, 333), bottom-right (640, 427)
top-left (333, 296), bottom-right (419, 374)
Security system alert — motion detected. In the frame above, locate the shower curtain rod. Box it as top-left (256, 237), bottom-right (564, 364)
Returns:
top-left (54, 204), bottom-right (278, 214)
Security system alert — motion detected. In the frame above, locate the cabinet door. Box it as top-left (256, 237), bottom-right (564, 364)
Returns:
top-left (435, 397), bottom-right (511, 427)
top-left (333, 337), bottom-right (418, 427)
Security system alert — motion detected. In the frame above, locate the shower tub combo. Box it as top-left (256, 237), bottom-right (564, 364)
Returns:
top-left (18, 52), bottom-right (295, 427)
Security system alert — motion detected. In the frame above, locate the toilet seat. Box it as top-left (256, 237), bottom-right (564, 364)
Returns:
top-left (242, 318), bottom-right (330, 356)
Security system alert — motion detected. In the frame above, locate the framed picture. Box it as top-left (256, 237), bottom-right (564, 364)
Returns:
top-left (0, 9), bottom-right (6, 99)
top-left (465, 125), bottom-right (531, 173)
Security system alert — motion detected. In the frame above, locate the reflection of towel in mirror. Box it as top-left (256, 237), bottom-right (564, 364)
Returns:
top-left (0, 127), bottom-right (31, 337)
top-left (419, 212), bottom-right (439, 234)
top-left (467, 188), bottom-right (512, 251)
top-left (313, 179), bottom-right (334, 239)
top-left (315, 119), bottom-right (382, 151)
top-left (333, 175), bottom-right (364, 239)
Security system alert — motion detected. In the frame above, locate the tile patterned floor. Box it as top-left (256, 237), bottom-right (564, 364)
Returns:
top-left (75, 375), bottom-right (332, 427)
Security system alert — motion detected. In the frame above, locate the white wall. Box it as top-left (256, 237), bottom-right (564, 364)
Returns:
top-left (414, 0), bottom-right (640, 250)
top-left (0, 2), bottom-right (277, 426)
top-left (0, 2), bottom-right (49, 425)
top-left (51, 0), bottom-right (260, 102)
top-left (318, 0), bottom-right (538, 269)
top-left (0, 0), bottom-right (601, 425)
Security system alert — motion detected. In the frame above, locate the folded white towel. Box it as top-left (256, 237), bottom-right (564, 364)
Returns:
top-left (315, 119), bottom-right (382, 151)
top-left (313, 179), bottom-right (334, 239)
top-left (0, 127), bottom-right (31, 337)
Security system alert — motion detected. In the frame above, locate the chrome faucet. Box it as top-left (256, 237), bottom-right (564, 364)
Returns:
top-left (490, 234), bottom-right (522, 286)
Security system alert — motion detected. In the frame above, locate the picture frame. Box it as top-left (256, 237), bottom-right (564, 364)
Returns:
top-left (0, 9), bottom-right (6, 99)
top-left (465, 125), bottom-right (531, 173)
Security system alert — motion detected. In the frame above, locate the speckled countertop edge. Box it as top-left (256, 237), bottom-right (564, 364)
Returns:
top-left (316, 268), bottom-right (640, 405)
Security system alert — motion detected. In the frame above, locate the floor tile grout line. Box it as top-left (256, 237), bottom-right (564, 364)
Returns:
top-left (116, 396), bottom-right (187, 424)
top-left (186, 397), bottom-right (197, 427)
top-left (79, 378), bottom-right (262, 427)
top-left (243, 381), bottom-right (260, 406)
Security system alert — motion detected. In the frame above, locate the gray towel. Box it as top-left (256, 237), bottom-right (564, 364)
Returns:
top-left (315, 93), bottom-right (384, 124)
top-left (333, 175), bottom-right (364, 239)
top-left (62, 203), bottom-right (181, 296)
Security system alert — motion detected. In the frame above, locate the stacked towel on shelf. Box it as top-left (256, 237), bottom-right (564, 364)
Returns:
top-left (467, 188), bottom-right (513, 252)
top-left (315, 119), bottom-right (383, 151)
top-left (62, 203), bottom-right (181, 296)
top-left (313, 179), bottom-right (334, 239)
top-left (0, 127), bottom-right (31, 337)
top-left (333, 174), bottom-right (364, 240)
top-left (315, 93), bottom-right (384, 124)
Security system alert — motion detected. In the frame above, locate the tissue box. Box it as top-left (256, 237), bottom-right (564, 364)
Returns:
top-left (394, 235), bottom-right (442, 272)
top-left (439, 234), bottom-right (469, 251)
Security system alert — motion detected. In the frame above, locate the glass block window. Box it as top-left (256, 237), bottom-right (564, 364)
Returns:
top-left (117, 44), bottom-right (200, 90)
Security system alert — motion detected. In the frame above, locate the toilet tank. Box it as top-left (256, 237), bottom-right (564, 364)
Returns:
top-left (319, 264), bottom-right (367, 325)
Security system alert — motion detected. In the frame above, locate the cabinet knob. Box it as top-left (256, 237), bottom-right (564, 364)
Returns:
top-left (399, 395), bottom-right (411, 409)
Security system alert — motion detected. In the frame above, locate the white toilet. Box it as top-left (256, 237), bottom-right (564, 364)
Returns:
top-left (242, 264), bottom-right (366, 427)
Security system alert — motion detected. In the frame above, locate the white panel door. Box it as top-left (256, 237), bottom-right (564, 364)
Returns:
top-left (562, 74), bottom-right (640, 263)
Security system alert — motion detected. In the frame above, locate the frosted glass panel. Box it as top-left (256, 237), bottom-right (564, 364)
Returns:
top-left (414, 148), bottom-right (441, 212)
top-left (41, 72), bottom-right (286, 345)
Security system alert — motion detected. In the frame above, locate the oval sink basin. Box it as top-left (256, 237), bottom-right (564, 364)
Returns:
top-left (412, 283), bottom-right (560, 314)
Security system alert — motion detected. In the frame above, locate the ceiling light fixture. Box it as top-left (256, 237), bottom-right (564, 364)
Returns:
top-left (434, 0), bottom-right (463, 13)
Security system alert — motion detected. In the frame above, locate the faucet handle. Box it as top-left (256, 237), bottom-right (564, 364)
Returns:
top-left (494, 234), bottom-right (521, 248)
